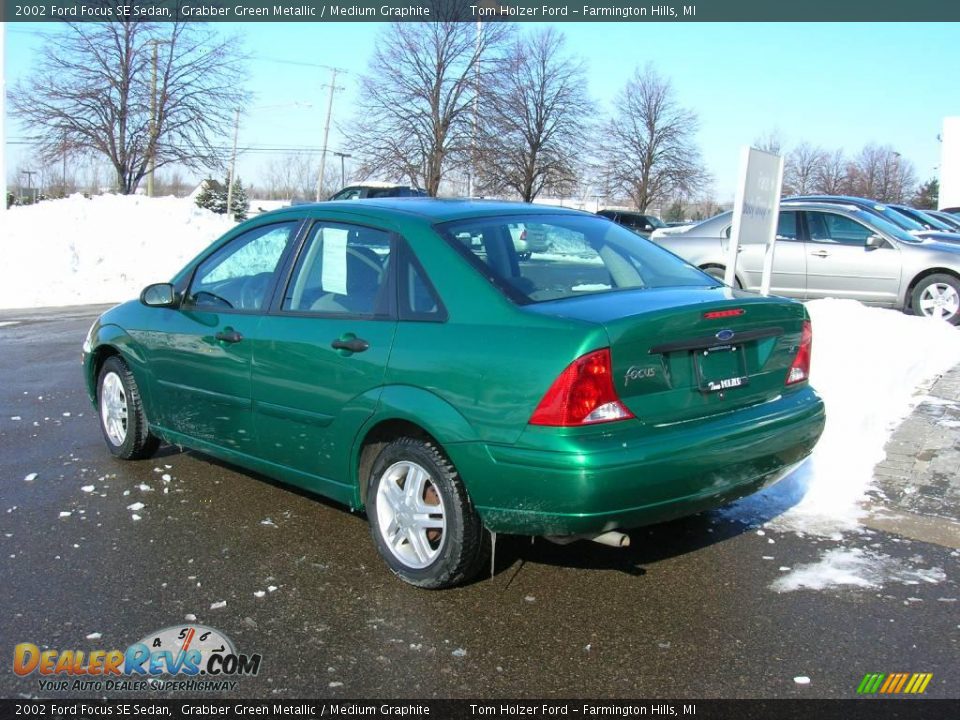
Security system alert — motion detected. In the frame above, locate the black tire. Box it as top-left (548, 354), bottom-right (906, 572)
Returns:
top-left (910, 273), bottom-right (960, 325)
top-left (366, 437), bottom-right (486, 589)
top-left (97, 355), bottom-right (160, 460)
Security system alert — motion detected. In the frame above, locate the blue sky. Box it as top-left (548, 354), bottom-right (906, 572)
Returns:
top-left (5, 21), bottom-right (957, 200)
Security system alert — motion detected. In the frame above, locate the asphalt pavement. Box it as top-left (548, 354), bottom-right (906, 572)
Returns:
top-left (1, 305), bottom-right (957, 700)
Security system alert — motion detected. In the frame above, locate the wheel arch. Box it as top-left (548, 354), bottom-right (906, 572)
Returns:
top-left (349, 386), bottom-right (480, 509)
top-left (85, 325), bottom-right (149, 408)
top-left (699, 262), bottom-right (745, 290)
top-left (904, 267), bottom-right (960, 312)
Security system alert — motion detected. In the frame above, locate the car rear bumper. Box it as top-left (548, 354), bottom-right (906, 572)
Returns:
top-left (447, 386), bottom-right (825, 535)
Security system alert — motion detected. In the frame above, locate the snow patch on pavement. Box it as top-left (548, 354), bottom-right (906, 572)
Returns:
top-left (0, 194), bottom-right (233, 309)
top-left (772, 547), bottom-right (946, 592)
top-left (723, 299), bottom-right (960, 535)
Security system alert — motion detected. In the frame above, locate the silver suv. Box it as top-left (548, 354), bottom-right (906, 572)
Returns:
top-left (650, 201), bottom-right (960, 324)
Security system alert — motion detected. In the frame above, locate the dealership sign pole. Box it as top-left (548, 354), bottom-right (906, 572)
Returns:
top-left (724, 147), bottom-right (784, 295)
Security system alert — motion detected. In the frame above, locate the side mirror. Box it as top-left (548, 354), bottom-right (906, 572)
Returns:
top-left (865, 234), bottom-right (885, 250)
top-left (644, 224), bottom-right (654, 231)
top-left (140, 283), bottom-right (178, 307)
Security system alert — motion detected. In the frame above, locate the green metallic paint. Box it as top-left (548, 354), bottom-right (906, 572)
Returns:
top-left (84, 199), bottom-right (826, 537)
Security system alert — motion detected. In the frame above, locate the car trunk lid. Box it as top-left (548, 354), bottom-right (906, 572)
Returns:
top-left (523, 286), bottom-right (808, 426)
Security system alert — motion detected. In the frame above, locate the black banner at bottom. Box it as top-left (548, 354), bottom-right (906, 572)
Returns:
top-left (0, 699), bottom-right (956, 720)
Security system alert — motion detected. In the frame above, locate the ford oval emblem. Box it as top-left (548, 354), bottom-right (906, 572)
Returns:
top-left (716, 329), bottom-right (735, 342)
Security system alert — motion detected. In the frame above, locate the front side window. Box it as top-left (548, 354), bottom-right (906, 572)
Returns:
top-left (186, 222), bottom-right (298, 311)
top-left (438, 214), bottom-right (713, 304)
top-left (282, 223), bottom-right (392, 316)
top-left (807, 212), bottom-right (873, 245)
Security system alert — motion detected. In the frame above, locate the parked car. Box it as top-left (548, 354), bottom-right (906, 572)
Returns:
top-left (596, 209), bottom-right (667, 238)
top-left (83, 199), bottom-right (824, 588)
top-left (786, 195), bottom-right (960, 243)
top-left (329, 183), bottom-right (427, 200)
top-left (508, 222), bottom-right (550, 259)
top-left (928, 210), bottom-right (960, 232)
top-left (886, 204), bottom-right (960, 234)
top-left (653, 201), bottom-right (960, 324)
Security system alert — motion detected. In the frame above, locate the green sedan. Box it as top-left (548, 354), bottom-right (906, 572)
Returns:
top-left (82, 199), bottom-right (825, 588)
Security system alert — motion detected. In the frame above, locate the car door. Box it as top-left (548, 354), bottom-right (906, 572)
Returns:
top-left (726, 210), bottom-right (807, 297)
top-left (249, 220), bottom-right (397, 497)
top-left (802, 210), bottom-right (902, 305)
top-left (144, 221), bottom-right (302, 451)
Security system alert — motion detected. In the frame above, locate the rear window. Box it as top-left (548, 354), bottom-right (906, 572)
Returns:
top-left (437, 214), bottom-right (714, 304)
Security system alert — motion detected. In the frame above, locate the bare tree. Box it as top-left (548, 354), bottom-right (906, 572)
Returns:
top-left (753, 129), bottom-right (784, 156)
top-left (815, 148), bottom-right (849, 195)
top-left (345, 18), bottom-right (511, 196)
top-left (847, 144), bottom-right (916, 202)
top-left (9, 3), bottom-right (247, 194)
top-left (261, 153), bottom-right (324, 200)
top-left (476, 28), bottom-right (592, 201)
top-left (784, 142), bottom-right (826, 195)
top-left (600, 65), bottom-right (709, 212)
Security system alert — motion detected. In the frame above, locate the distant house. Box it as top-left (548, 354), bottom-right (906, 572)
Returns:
top-left (188, 178), bottom-right (225, 203)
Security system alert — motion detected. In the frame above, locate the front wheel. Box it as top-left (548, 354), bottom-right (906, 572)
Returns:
top-left (97, 356), bottom-right (160, 460)
top-left (911, 274), bottom-right (960, 325)
top-left (366, 438), bottom-right (486, 589)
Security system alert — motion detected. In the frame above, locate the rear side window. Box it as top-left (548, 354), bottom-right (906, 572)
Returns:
top-left (437, 215), bottom-right (712, 305)
top-left (776, 211), bottom-right (799, 241)
top-left (398, 244), bottom-right (445, 322)
top-left (282, 223), bottom-right (392, 316)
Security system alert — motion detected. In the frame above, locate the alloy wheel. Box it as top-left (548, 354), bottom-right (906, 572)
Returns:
top-left (375, 460), bottom-right (446, 569)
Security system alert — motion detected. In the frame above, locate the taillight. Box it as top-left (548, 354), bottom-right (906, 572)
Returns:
top-left (529, 348), bottom-right (634, 426)
top-left (786, 320), bottom-right (812, 385)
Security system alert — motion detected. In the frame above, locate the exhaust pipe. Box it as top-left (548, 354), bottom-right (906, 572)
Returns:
top-left (592, 531), bottom-right (630, 548)
top-left (543, 531), bottom-right (630, 548)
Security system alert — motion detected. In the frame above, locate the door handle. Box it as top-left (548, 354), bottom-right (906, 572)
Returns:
top-left (215, 329), bottom-right (243, 343)
top-left (331, 337), bottom-right (370, 353)
top-left (810, 250), bottom-right (830, 258)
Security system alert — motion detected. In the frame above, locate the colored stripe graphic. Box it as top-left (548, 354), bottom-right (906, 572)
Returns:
top-left (857, 673), bottom-right (885, 694)
top-left (858, 672), bottom-right (932, 694)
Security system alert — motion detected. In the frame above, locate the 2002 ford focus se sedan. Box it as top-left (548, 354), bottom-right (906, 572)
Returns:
top-left (82, 199), bottom-right (825, 588)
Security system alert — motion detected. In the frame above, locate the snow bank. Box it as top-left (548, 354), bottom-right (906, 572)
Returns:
top-left (0, 194), bottom-right (234, 309)
top-left (725, 298), bottom-right (960, 535)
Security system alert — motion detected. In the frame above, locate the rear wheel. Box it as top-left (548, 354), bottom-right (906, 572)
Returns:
top-left (911, 274), bottom-right (960, 325)
top-left (701, 264), bottom-right (742, 289)
top-left (366, 437), bottom-right (485, 589)
top-left (97, 356), bottom-right (159, 460)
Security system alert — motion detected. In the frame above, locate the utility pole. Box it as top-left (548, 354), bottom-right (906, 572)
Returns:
top-left (315, 68), bottom-right (345, 201)
top-left (146, 39), bottom-right (159, 197)
top-left (226, 108), bottom-right (240, 219)
top-left (334, 152), bottom-right (351, 187)
top-left (21, 169), bottom-right (36, 204)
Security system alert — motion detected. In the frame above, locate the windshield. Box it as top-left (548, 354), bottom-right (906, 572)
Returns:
top-left (856, 210), bottom-right (922, 244)
top-left (875, 204), bottom-right (926, 231)
top-left (438, 214), bottom-right (715, 304)
top-left (909, 208), bottom-right (954, 231)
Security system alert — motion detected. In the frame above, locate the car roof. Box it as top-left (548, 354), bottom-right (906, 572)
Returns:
top-left (786, 194), bottom-right (892, 209)
top-left (262, 197), bottom-right (590, 223)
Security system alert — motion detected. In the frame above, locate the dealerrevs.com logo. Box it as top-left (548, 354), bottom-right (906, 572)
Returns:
top-left (13, 625), bottom-right (261, 692)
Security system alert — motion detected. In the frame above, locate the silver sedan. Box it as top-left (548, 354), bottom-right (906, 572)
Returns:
top-left (651, 201), bottom-right (960, 324)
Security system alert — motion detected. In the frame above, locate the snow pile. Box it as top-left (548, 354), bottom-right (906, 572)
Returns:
top-left (725, 298), bottom-right (960, 535)
top-left (0, 194), bottom-right (234, 309)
